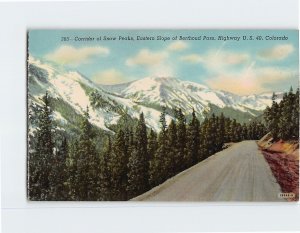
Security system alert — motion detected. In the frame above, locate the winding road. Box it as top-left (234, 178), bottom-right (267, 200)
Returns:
top-left (133, 141), bottom-right (284, 201)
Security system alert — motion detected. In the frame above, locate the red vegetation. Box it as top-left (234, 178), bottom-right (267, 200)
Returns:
top-left (261, 150), bottom-right (299, 201)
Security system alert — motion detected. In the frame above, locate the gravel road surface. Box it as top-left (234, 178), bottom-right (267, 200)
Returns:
top-left (133, 141), bottom-right (283, 201)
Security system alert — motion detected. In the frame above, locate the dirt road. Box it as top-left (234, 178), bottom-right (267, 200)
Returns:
top-left (133, 141), bottom-right (284, 201)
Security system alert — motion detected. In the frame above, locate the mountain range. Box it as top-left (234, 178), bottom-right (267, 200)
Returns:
top-left (28, 57), bottom-right (282, 133)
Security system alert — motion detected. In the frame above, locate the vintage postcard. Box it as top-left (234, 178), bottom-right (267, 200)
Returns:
top-left (27, 30), bottom-right (299, 201)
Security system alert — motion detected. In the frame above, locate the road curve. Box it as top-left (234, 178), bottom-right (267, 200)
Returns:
top-left (132, 141), bottom-right (284, 201)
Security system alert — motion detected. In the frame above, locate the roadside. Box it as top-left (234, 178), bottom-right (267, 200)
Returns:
top-left (258, 133), bottom-right (299, 201)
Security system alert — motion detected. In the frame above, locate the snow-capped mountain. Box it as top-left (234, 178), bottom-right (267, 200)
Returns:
top-left (102, 76), bottom-right (281, 119)
top-left (28, 57), bottom-right (282, 133)
top-left (28, 57), bottom-right (172, 132)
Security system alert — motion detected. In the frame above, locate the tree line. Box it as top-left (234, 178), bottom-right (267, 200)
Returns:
top-left (28, 92), bottom-right (267, 201)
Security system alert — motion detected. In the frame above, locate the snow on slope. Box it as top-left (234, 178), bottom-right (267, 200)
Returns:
top-left (107, 94), bottom-right (172, 131)
top-left (28, 57), bottom-right (171, 131)
top-left (103, 76), bottom-right (281, 117)
top-left (28, 57), bottom-right (114, 130)
top-left (28, 57), bottom-right (282, 132)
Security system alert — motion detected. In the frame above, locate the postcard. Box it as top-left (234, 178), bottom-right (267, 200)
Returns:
top-left (27, 30), bottom-right (299, 201)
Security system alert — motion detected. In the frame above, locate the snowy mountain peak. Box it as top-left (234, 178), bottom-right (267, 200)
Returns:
top-left (105, 76), bottom-right (283, 118)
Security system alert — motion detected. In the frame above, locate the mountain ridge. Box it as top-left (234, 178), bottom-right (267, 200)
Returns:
top-left (28, 57), bottom-right (283, 132)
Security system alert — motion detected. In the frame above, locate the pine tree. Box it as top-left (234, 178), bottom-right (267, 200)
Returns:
top-left (73, 107), bottom-right (99, 201)
top-left (199, 118), bottom-right (209, 160)
top-left (215, 113), bottom-right (225, 150)
top-left (148, 129), bottom-right (158, 161)
top-left (278, 92), bottom-right (290, 139)
top-left (271, 103), bottom-right (281, 140)
top-left (206, 114), bottom-right (217, 155)
top-left (149, 135), bottom-right (167, 187)
top-left (127, 147), bottom-right (146, 199)
top-left (149, 107), bottom-right (168, 187)
top-left (186, 109), bottom-right (200, 167)
top-left (175, 109), bottom-right (187, 172)
top-left (99, 136), bottom-right (112, 200)
top-left (166, 119), bottom-right (177, 178)
top-left (159, 106), bottom-right (167, 133)
top-left (229, 119), bottom-right (238, 142)
top-left (241, 123), bottom-right (248, 140)
top-left (265, 89), bottom-right (299, 141)
top-left (292, 88), bottom-right (299, 139)
top-left (224, 117), bottom-right (232, 143)
top-left (48, 135), bottom-right (68, 200)
top-left (109, 129), bottom-right (128, 200)
top-left (127, 113), bottom-right (149, 198)
top-left (66, 139), bottom-right (79, 200)
top-left (28, 92), bottom-right (54, 200)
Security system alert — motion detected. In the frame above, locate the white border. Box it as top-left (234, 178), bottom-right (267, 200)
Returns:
top-left (0, 1), bottom-right (299, 232)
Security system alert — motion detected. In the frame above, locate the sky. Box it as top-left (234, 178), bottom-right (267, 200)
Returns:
top-left (28, 30), bottom-right (298, 95)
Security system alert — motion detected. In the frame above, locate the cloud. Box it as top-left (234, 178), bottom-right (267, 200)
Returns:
top-left (205, 64), bottom-right (295, 95)
top-left (193, 47), bottom-right (295, 95)
top-left (258, 44), bottom-right (294, 60)
top-left (45, 45), bottom-right (109, 66)
top-left (125, 42), bottom-right (188, 76)
top-left (92, 69), bottom-right (128, 85)
top-left (167, 41), bottom-right (188, 51)
top-left (150, 63), bottom-right (175, 77)
top-left (126, 48), bottom-right (174, 76)
top-left (180, 50), bottom-right (249, 71)
top-left (205, 50), bottom-right (250, 70)
top-left (126, 49), bottom-right (168, 67)
top-left (180, 54), bottom-right (202, 63)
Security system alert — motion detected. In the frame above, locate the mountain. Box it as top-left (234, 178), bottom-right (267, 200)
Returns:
top-left (28, 57), bottom-right (171, 133)
top-left (101, 76), bottom-right (282, 122)
top-left (28, 57), bottom-right (282, 134)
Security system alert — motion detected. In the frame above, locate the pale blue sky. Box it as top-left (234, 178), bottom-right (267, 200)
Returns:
top-left (28, 30), bottom-right (298, 95)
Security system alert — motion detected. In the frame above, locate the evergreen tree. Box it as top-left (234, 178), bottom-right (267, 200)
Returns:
top-left (159, 106), bottom-right (167, 133)
top-left (186, 109), bottom-right (200, 167)
top-left (147, 129), bottom-right (158, 161)
top-left (199, 118), bottom-right (209, 160)
top-left (99, 136), bottom-right (112, 200)
top-left (149, 135), bottom-right (167, 187)
top-left (292, 88), bottom-right (299, 139)
top-left (206, 114), bottom-right (217, 155)
top-left (127, 113), bottom-right (149, 198)
top-left (224, 117), bottom-right (232, 143)
top-left (175, 109), bottom-right (187, 172)
top-left (166, 119), bottom-right (177, 178)
top-left (66, 139), bottom-right (79, 200)
top-left (48, 135), bottom-right (68, 200)
top-left (264, 89), bottom-right (299, 141)
top-left (28, 92), bottom-right (54, 200)
top-left (229, 119), bottom-right (239, 142)
top-left (73, 107), bottom-right (99, 200)
top-left (109, 129), bottom-right (128, 200)
top-left (271, 103), bottom-right (281, 140)
top-left (149, 107), bottom-right (168, 187)
top-left (279, 88), bottom-right (295, 140)
top-left (127, 147), bottom-right (145, 199)
top-left (241, 123), bottom-right (248, 140)
top-left (215, 113), bottom-right (225, 150)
